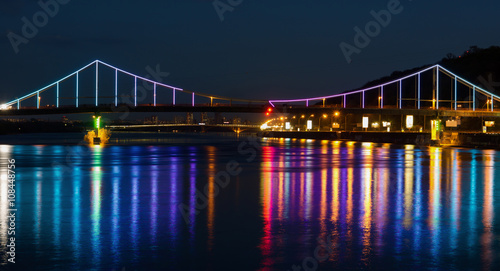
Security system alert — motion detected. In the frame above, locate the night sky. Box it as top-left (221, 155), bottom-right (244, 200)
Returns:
top-left (1, 0), bottom-right (500, 104)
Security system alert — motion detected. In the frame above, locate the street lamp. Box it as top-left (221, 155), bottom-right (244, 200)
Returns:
top-left (306, 120), bottom-right (312, 131)
top-left (307, 114), bottom-right (314, 131)
top-left (298, 115), bottom-right (305, 131)
top-left (319, 114), bottom-right (328, 131)
top-left (378, 96), bottom-right (382, 108)
top-left (333, 111), bottom-right (341, 130)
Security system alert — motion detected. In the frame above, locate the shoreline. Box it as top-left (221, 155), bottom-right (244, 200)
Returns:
top-left (260, 131), bottom-right (500, 149)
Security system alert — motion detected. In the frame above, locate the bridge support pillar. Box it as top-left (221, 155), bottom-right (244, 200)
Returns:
top-left (173, 89), bottom-right (176, 105)
top-left (115, 69), bottom-right (118, 107)
top-left (399, 80), bottom-right (402, 109)
top-left (436, 66), bottom-right (440, 109)
top-left (473, 87), bottom-right (476, 111)
top-left (134, 77), bottom-right (137, 107)
top-left (362, 91), bottom-right (365, 109)
top-left (76, 72), bottom-right (79, 108)
top-left (417, 73), bottom-right (421, 109)
top-left (454, 76), bottom-right (457, 110)
top-left (95, 61), bottom-right (99, 107)
top-left (154, 84), bottom-right (157, 106)
top-left (380, 86), bottom-right (384, 109)
top-left (56, 82), bottom-right (59, 108)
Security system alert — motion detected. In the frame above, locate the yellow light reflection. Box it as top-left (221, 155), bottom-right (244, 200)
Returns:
top-left (207, 146), bottom-right (216, 251)
top-left (362, 168), bottom-right (373, 260)
top-left (482, 150), bottom-right (494, 268)
top-left (347, 168), bottom-right (354, 238)
top-left (320, 168), bottom-right (327, 227)
top-left (260, 146), bottom-right (274, 268)
top-left (449, 149), bottom-right (461, 252)
top-left (91, 145), bottom-right (103, 265)
top-left (429, 147), bottom-right (441, 230)
top-left (404, 145), bottom-right (414, 229)
top-left (361, 142), bottom-right (373, 261)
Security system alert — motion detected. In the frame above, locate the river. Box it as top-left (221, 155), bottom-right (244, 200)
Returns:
top-left (0, 133), bottom-right (499, 270)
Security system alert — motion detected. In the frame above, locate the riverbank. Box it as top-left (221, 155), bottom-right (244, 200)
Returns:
top-left (0, 120), bottom-right (83, 134)
top-left (260, 131), bottom-right (500, 149)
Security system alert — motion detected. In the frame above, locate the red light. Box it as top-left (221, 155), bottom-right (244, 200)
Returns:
top-left (265, 107), bottom-right (273, 116)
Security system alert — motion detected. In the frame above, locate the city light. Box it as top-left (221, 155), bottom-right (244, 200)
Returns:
top-left (362, 117), bottom-right (369, 128)
top-left (94, 116), bottom-right (101, 130)
top-left (265, 107), bottom-right (273, 116)
top-left (306, 120), bottom-right (312, 130)
top-left (431, 120), bottom-right (441, 140)
top-left (406, 115), bottom-right (414, 129)
top-left (260, 120), bottom-right (272, 130)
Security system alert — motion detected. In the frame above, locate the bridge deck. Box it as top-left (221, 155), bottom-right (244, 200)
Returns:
top-left (2, 104), bottom-right (500, 117)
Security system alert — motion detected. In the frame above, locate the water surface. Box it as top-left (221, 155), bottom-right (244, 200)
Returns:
top-left (0, 134), bottom-right (499, 270)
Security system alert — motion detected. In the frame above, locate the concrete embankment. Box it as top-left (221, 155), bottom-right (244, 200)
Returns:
top-left (261, 131), bottom-right (500, 148)
top-left (456, 133), bottom-right (500, 148)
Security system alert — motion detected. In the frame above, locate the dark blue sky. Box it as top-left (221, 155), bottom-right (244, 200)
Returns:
top-left (1, 0), bottom-right (500, 104)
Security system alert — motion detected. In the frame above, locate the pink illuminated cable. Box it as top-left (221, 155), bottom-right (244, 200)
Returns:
top-left (267, 64), bottom-right (500, 106)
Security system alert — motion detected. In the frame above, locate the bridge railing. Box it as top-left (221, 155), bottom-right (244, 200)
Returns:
top-left (3, 61), bottom-right (500, 113)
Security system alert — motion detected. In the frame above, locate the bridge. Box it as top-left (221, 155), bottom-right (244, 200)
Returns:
top-left (1, 60), bottom-right (500, 123)
top-left (0, 60), bottom-right (267, 115)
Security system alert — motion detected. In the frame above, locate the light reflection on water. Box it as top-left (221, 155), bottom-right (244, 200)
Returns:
top-left (258, 139), bottom-right (499, 270)
top-left (0, 137), bottom-right (499, 270)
